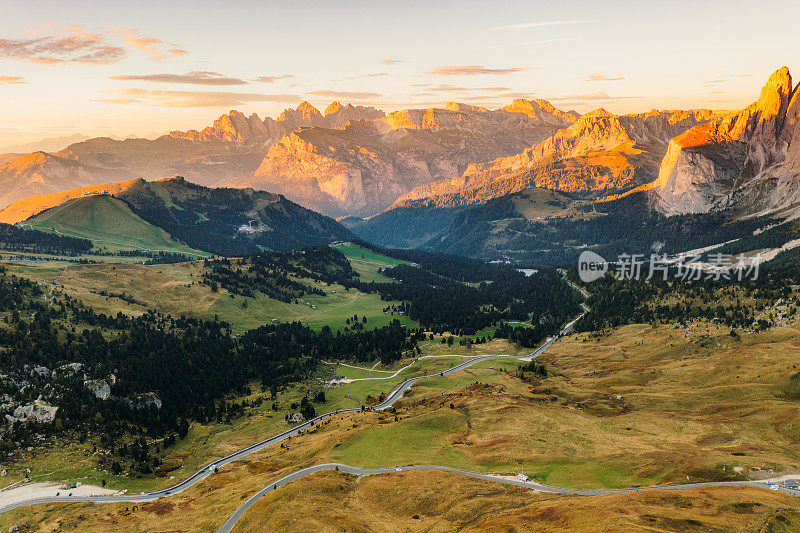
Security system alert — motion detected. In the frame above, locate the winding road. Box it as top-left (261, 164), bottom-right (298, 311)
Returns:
top-left (2, 276), bottom-right (797, 530)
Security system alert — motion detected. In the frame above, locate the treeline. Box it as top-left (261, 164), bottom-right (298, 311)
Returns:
top-left (346, 263), bottom-right (581, 336)
top-left (200, 247), bottom-right (354, 301)
top-left (0, 223), bottom-right (92, 255)
top-left (0, 267), bottom-right (420, 463)
top-left (352, 239), bottom-right (513, 282)
top-left (572, 259), bottom-right (799, 332)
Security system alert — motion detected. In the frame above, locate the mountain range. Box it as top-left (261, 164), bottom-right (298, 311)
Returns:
top-left (346, 67), bottom-right (800, 264)
top-left (3, 66), bottom-right (800, 265)
top-left (0, 98), bottom-right (578, 215)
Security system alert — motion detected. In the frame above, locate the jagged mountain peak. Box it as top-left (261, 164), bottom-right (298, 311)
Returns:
top-left (296, 100), bottom-right (322, 115)
top-left (653, 66), bottom-right (800, 217)
top-left (502, 99), bottom-right (580, 124)
top-left (582, 108), bottom-right (615, 119)
top-left (324, 101), bottom-right (349, 115)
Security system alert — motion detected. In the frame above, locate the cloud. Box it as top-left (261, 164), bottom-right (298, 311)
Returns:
top-left (107, 27), bottom-right (187, 61)
top-left (0, 25), bottom-right (125, 64)
top-left (110, 71), bottom-right (247, 85)
top-left (381, 58), bottom-right (403, 65)
top-left (428, 65), bottom-right (526, 76)
top-left (476, 38), bottom-right (571, 51)
top-left (99, 88), bottom-right (299, 107)
top-left (585, 74), bottom-right (624, 82)
top-left (0, 76), bottom-right (25, 85)
top-left (703, 75), bottom-right (752, 86)
top-left (488, 20), bottom-right (589, 31)
top-left (308, 90), bottom-right (381, 99)
top-left (254, 75), bottom-right (296, 83)
top-left (344, 72), bottom-right (389, 80)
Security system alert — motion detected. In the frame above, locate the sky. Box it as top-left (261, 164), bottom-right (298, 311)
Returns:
top-left (1, 0), bottom-right (799, 148)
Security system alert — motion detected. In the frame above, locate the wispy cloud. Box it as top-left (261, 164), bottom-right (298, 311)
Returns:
top-left (428, 65), bottom-right (527, 76)
top-left (702, 74), bottom-right (752, 86)
top-left (585, 74), bottom-right (625, 82)
top-left (344, 72), bottom-right (389, 80)
top-left (254, 75), bottom-right (296, 83)
top-left (99, 88), bottom-right (299, 107)
top-left (0, 76), bottom-right (25, 85)
top-left (488, 20), bottom-right (589, 31)
top-left (476, 38), bottom-right (570, 51)
top-left (381, 58), bottom-right (403, 65)
top-left (308, 90), bottom-right (381, 99)
top-left (0, 25), bottom-right (125, 64)
top-left (110, 71), bottom-right (247, 85)
top-left (107, 27), bottom-right (187, 61)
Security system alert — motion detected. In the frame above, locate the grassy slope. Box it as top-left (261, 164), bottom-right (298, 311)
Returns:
top-left (21, 195), bottom-right (204, 256)
top-left (3, 260), bottom-right (417, 333)
top-left (333, 242), bottom-right (408, 283)
top-left (237, 471), bottom-right (800, 533)
top-left (328, 322), bottom-right (800, 489)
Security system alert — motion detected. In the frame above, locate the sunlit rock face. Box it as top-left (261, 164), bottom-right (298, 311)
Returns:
top-left (653, 67), bottom-right (800, 218)
top-left (223, 100), bottom-right (578, 217)
top-left (392, 108), bottom-right (719, 209)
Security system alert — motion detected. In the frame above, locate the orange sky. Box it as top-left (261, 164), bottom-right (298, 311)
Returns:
top-left (0, 0), bottom-right (798, 149)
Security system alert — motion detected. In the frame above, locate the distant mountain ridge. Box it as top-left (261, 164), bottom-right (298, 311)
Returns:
top-left (0, 151), bottom-right (129, 210)
top-left (391, 108), bottom-right (720, 209)
top-left (222, 98), bottom-right (580, 216)
top-left (0, 98), bottom-right (578, 215)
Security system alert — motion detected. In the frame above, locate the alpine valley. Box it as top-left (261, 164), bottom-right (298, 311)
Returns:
top-left (4, 3), bottom-right (800, 529)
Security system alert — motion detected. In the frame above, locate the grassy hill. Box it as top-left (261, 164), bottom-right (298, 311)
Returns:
top-left (1, 176), bottom-right (355, 257)
top-left (116, 177), bottom-right (354, 256)
top-left (22, 194), bottom-right (205, 256)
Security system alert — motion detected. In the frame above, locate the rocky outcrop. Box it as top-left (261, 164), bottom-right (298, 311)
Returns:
top-left (0, 102), bottom-right (387, 206)
top-left (225, 99), bottom-right (578, 216)
top-left (323, 102), bottom-right (384, 129)
top-left (84, 377), bottom-right (114, 400)
top-left (393, 108), bottom-right (718, 208)
top-left (653, 67), bottom-right (800, 217)
top-left (169, 110), bottom-right (285, 145)
top-left (7, 401), bottom-right (58, 424)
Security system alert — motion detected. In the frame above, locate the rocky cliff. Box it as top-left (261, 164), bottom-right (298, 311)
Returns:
top-left (0, 102), bottom-right (385, 207)
top-left (224, 99), bottom-right (579, 216)
top-left (653, 67), bottom-right (800, 218)
top-left (392, 108), bottom-right (718, 208)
